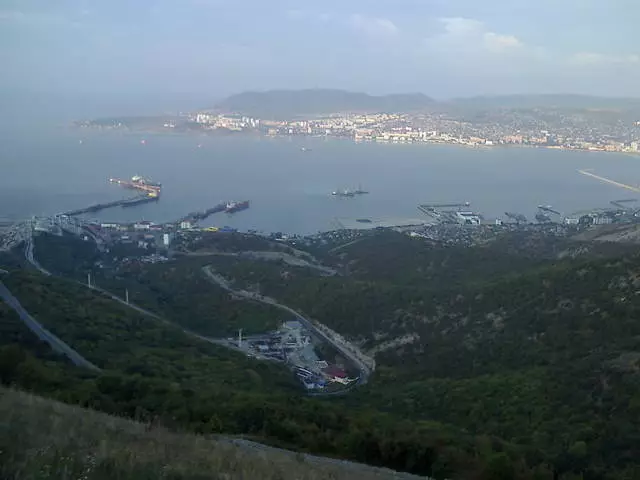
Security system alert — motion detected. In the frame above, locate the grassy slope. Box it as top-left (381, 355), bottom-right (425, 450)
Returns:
top-left (0, 387), bottom-right (424, 480)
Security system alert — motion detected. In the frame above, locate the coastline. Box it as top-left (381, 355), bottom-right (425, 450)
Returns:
top-left (73, 125), bottom-right (640, 157)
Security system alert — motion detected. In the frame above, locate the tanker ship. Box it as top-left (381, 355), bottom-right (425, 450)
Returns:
top-left (131, 175), bottom-right (161, 188)
top-left (110, 175), bottom-right (162, 195)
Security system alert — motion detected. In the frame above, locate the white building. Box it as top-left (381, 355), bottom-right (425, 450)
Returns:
top-left (180, 221), bottom-right (193, 230)
top-left (592, 215), bottom-right (613, 225)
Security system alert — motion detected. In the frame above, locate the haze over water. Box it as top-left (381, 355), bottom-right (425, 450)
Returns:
top-left (2, 126), bottom-right (639, 234)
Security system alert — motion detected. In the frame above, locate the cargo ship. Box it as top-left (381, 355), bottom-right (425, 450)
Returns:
top-left (331, 186), bottom-right (368, 197)
top-left (331, 189), bottom-right (355, 197)
top-left (225, 200), bottom-right (250, 214)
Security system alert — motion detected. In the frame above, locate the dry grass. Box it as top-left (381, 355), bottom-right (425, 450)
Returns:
top-left (0, 387), bottom-right (425, 480)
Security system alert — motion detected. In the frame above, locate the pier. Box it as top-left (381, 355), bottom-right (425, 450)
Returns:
top-left (538, 205), bottom-right (561, 216)
top-left (178, 203), bottom-right (227, 224)
top-left (610, 199), bottom-right (637, 209)
top-left (578, 169), bottom-right (640, 193)
top-left (419, 202), bottom-right (470, 210)
top-left (61, 176), bottom-right (162, 217)
top-left (418, 202), bottom-right (471, 218)
top-left (61, 195), bottom-right (158, 217)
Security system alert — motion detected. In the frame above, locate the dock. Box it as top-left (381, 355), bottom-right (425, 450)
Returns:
top-left (418, 202), bottom-right (470, 212)
top-left (538, 205), bottom-right (561, 216)
top-left (334, 217), bottom-right (430, 230)
top-left (178, 203), bottom-right (227, 224)
top-left (61, 195), bottom-right (158, 217)
top-left (610, 199), bottom-right (637, 209)
top-left (61, 176), bottom-right (162, 217)
top-left (578, 169), bottom-right (640, 193)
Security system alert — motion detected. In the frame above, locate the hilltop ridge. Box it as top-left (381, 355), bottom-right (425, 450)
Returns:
top-left (214, 89), bottom-right (640, 117)
top-left (215, 89), bottom-right (435, 117)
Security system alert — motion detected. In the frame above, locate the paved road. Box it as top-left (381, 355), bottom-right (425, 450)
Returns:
top-left (11, 232), bottom-right (427, 475)
top-left (202, 266), bottom-right (373, 388)
top-left (24, 234), bottom-right (51, 276)
top-left (0, 280), bottom-right (100, 371)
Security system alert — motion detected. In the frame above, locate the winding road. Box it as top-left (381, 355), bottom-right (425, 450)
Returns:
top-left (202, 266), bottom-right (374, 389)
top-left (19, 228), bottom-right (374, 393)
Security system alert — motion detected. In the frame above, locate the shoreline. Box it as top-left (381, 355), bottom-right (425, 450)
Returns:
top-left (72, 125), bottom-right (640, 157)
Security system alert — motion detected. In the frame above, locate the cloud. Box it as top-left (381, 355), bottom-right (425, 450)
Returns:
top-left (286, 9), bottom-right (331, 23)
top-left (483, 32), bottom-right (523, 53)
top-left (285, 10), bottom-right (398, 42)
top-left (569, 52), bottom-right (640, 66)
top-left (0, 10), bottom-right (26, 21)
top-left (349, 14), bottom-right (399, 37)
top-left (0, 8), bottom-right (83, 28)
top-left (429, 17), bottom-right (525, 55)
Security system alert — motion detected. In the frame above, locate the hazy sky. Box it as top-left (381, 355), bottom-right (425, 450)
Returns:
top-left (1, 0), bottom-right (639, 105)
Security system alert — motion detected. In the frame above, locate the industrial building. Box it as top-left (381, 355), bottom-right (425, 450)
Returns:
top-left (233, 318), bottom-right (356, 392)
top-left (455, 211), bottom-right (481, 226)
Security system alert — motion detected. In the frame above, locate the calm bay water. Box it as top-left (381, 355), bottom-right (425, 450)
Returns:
top-left (1, 126), bottom-right (640, 234)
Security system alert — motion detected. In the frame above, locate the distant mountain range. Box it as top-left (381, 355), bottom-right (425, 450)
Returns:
top-left (214, 89), bottom-right (640, 117)
top-left (448, 93), bottom-right (640, 110)
top-left (215, 89), bottom-right (435, 117)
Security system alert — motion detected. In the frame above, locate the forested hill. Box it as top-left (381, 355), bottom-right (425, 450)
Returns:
top-left (215, 89), bottom-right (435, 117)
top-left (194, 229), bottom-right (640, 480)
top-left (0, 265), bottom-right (536, 480)
top-left (2, 227), bottom-right (640, 479)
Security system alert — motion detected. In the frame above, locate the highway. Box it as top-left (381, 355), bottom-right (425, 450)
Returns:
top-left (202, 266), bottom-right (374, 389)
top-left (0, 279), bottom-right (100, 371)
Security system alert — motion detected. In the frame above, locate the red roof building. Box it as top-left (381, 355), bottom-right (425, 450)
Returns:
top-left (322, 365), bottom-right (349, 384)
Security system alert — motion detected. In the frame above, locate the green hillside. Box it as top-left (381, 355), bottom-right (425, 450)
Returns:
top-left (177, 230), bottom-right (640, 479)
top-left (3, 228), bottom-right (640, 479)
top-left (0, 268), bottom-right (531, 479)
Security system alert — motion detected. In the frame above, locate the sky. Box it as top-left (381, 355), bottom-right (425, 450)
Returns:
top-left (1, 0), bottom-right (639, 115)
